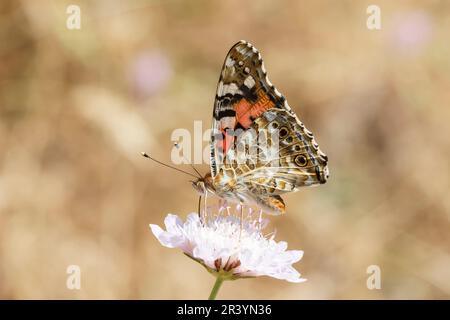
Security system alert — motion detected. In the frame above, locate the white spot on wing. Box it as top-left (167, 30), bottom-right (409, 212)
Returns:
top-left (244, 76), bottom-right (255, 88)
top-left (261, 62), bottom-right (267, 74)
top-left (222, 83), bottom-right (242, 96)
top-left (225, 57), bottom-right (235, 67)
top-left (220, 116), bottom-right (236, 128)
top-left (265, 111), bottom-right (277, 121)
top-left (217, 81), bottom-right (223, 95)
top-left (284, 101), bottom-right (292, 111)
top-left (237, 46), bottom-right (248, 55)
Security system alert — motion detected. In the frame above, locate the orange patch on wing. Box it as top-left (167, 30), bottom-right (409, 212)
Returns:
top-left (235, 90), bottom-right (275, 128)
top-left (268, 196), bottom-right (286, 214)
top-left (222, 129), bottom-right (234, 153)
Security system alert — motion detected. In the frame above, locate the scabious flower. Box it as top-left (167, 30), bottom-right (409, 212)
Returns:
top-left (150, 204), bottom-right (306, 299)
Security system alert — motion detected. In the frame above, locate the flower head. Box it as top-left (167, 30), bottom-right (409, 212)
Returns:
top-left (150, 205), bottom-right (306, 283)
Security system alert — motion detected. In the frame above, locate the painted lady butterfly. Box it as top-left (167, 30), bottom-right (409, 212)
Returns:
top-left (192, 40), bottom-right (329, 215)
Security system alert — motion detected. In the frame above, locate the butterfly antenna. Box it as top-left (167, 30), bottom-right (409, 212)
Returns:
top-left (141, 152), bottom-right (199, 179)
top-left (173, 142), bottom-right (203, 178)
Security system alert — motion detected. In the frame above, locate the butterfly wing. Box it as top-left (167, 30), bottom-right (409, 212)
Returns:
top-left (210, 40), bottom-right (328, 214)
top-left (239, 107), bottom-right (329, 191)
top-left (210, 40), bottom-right (281, 176)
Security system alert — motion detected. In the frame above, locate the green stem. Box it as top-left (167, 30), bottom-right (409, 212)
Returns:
top-left (208, 276), bottom-right (224, 300)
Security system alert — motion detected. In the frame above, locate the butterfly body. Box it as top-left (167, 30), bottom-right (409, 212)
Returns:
top-left (193, 40), bottom-right (329, 215)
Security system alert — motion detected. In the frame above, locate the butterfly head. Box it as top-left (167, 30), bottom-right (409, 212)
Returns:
top-left (191, 173), bottom-right (216, 195)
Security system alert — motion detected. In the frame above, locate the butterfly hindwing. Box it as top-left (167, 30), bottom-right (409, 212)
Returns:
top-left (241, 108), bottom-right (329, 191)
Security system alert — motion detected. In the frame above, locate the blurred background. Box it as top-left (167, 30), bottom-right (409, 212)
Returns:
top-left (0, 0), bottom-right (449, 299)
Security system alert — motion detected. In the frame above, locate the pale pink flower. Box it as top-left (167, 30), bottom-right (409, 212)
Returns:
top-left (150, 209), bottom-right (306, 283)
top-left (129, 50), bottom-right (172, 98)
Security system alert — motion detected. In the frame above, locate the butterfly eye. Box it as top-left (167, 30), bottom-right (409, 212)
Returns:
top-left (279, 127), bottom-right (288, 138)
top-left (295, 154), bottom-right (308, 167)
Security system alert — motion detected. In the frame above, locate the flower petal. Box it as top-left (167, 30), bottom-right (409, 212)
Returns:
top-left (149, 224), bottom-right (183, 248)
top-left (164, 214), bottom-right (183, 233)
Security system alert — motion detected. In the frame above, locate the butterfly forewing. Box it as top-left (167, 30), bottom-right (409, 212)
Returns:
top-left (209, 40), bottom-right (328, 214)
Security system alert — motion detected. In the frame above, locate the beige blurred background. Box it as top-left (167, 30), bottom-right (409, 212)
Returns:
top-left (1, 0), bottom-right (449, 299)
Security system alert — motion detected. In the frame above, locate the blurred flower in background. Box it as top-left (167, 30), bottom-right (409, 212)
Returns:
top-left (389, 11), bottom-right (433, 55)
top-left (128, 50), bottom-right (172, 99)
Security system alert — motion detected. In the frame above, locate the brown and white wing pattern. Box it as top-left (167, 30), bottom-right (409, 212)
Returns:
top-left (210, 40), bottom-right (329, 214)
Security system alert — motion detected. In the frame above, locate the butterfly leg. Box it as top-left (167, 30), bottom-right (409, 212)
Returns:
top-left (197, 195), bottom-right (202, 219)
top-left (239, 203), bottom-right (244, 240)
top-left (203, 191), bottom-right (209, 223)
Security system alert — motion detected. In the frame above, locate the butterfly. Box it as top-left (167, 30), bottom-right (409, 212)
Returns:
top-left (191, 40), bottom-right (329, 215)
